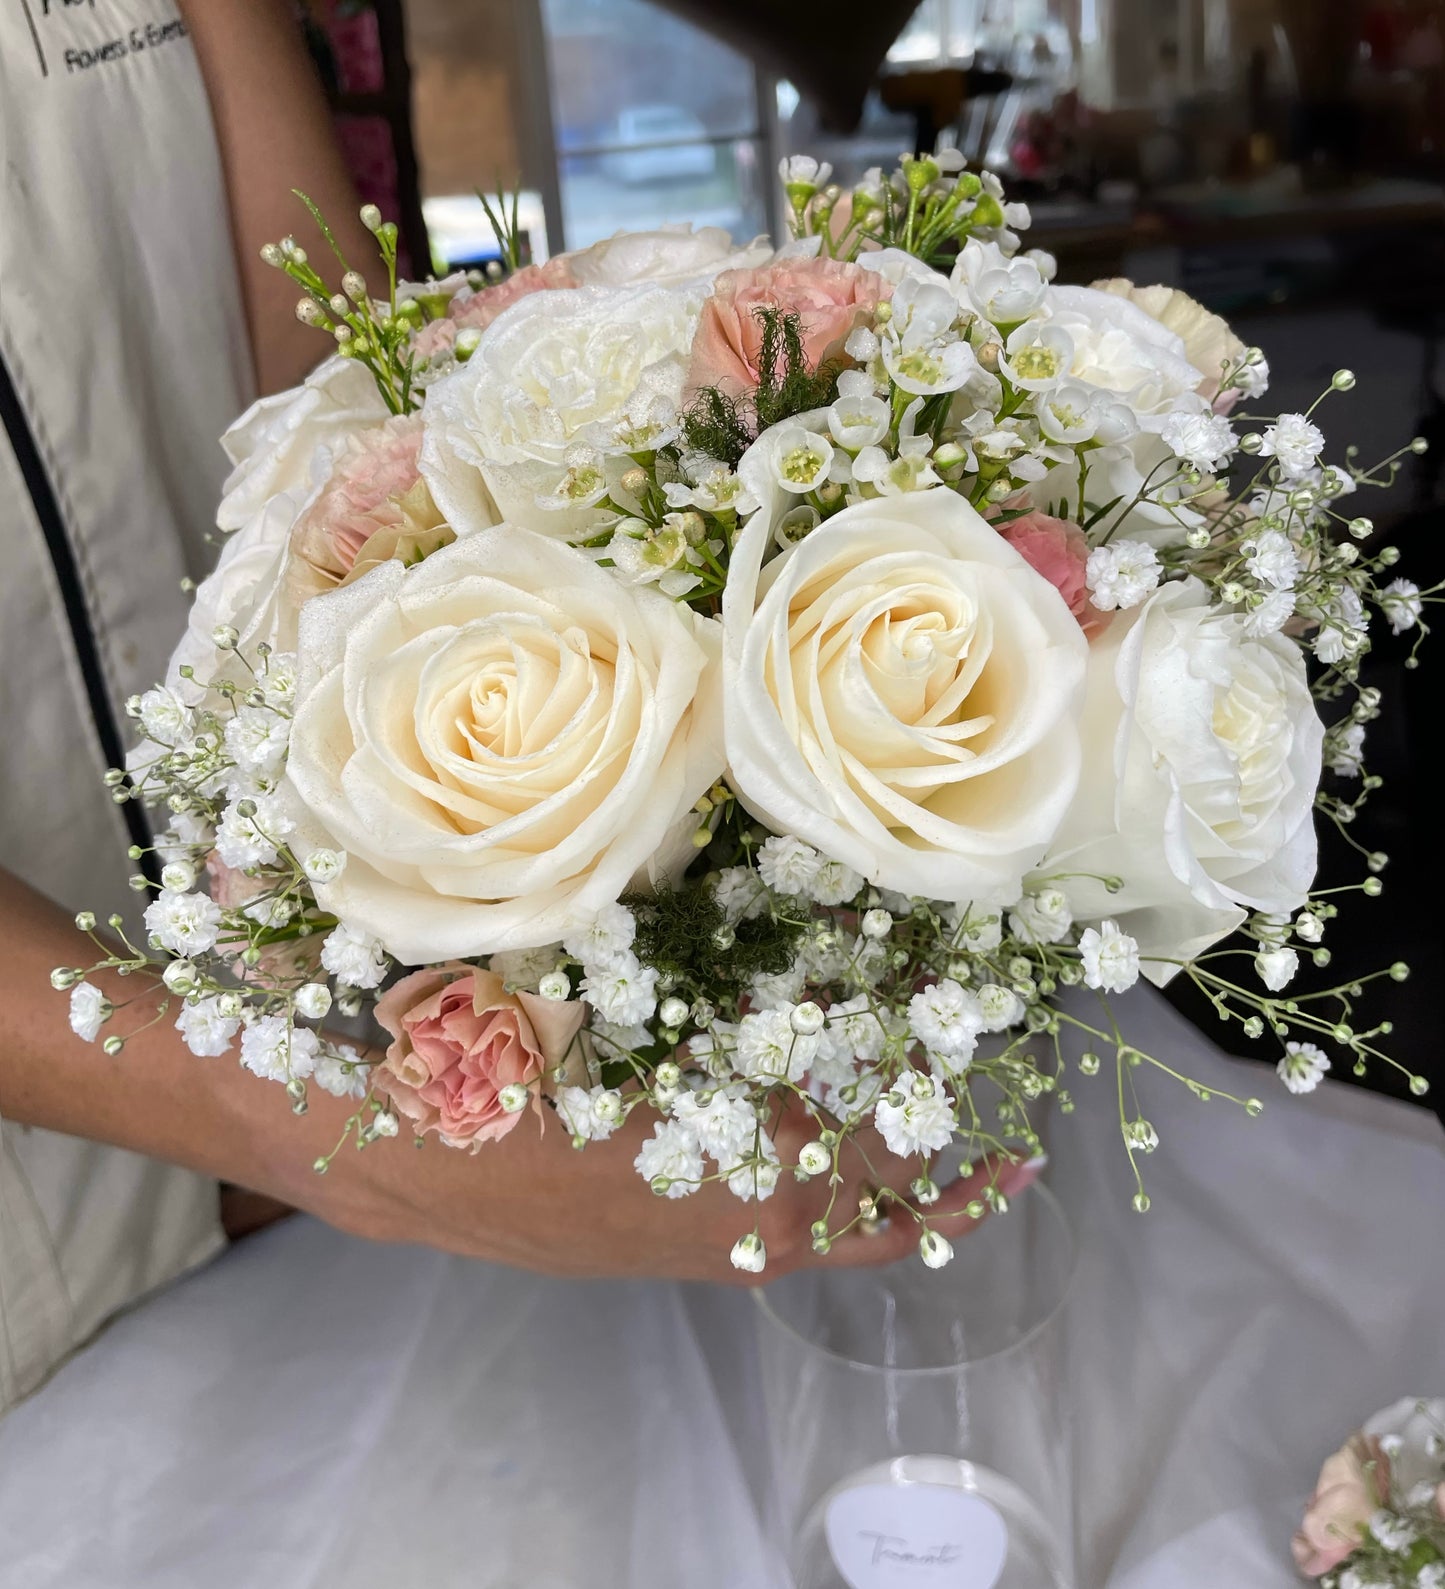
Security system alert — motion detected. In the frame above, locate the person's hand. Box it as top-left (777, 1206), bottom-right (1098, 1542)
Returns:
top-left (273, 1084), bottom-right (1045, 1285)
top-left (3, 869), bottom-right (1041, 1288)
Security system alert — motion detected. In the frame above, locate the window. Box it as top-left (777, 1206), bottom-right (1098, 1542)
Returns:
top-left (539, 0), bottom-right (774, 251)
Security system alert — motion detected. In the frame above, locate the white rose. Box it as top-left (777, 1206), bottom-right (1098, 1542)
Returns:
top-left (419, 283), bottom-right (702, 536)
top-left (285, 527), bottom-right (723, 963)
top-left (167, 492), bottom-right (301, 701)
top-left (722, 484), bottom-right (1088, 902)
top-left (170, 359), bottom-right (394, 700)
top-left (1042, 578), bottom-right (1324, 980)
top-left (1045, 285), bottom-right (1206, 425)
top-left (562, 224), bottom-right (770, 289)
top-left (217, 356), bottom-right (388, 533)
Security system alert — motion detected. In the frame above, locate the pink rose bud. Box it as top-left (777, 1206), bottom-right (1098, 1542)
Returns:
top-left (998, 512), bottom-right (1110, 638)
top-left (374, 966), bottom-right (587, 1149)
top-left (686, 256), bottom-right (889, 399)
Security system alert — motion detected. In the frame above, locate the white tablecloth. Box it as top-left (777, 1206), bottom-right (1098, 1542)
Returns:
top-left (1, 990), bottom-right (1441, 1589)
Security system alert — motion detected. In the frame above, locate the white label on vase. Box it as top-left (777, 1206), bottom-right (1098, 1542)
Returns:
top-left (824, 1481), bottom-right (1008, 1589)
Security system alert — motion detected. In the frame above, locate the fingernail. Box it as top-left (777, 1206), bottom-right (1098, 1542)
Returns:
top-left (1000, 1153), bottom-right (1048, 1194)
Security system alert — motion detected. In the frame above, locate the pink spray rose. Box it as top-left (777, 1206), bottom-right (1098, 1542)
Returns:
top-left (1291, 1433), bottom-right (1391, 1577)
top-left (410, 257), bottom-right (578, 359)
top-left (287, 414), bottom-right (452, 603)
top-left (375, 966), bottom-right (588, 1150)
top-left (998, 512), bottom-right (1109, 638)
top-left (686, 256), bottom-right (888, 398)
top-left (450, 255), bottom-right (578, 334)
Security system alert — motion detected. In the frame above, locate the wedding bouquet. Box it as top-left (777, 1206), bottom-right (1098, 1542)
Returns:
top-left (1294, 1400), bottom-right (1445, 1586)
top-left (56, 153), bottom-right (1434, 1272)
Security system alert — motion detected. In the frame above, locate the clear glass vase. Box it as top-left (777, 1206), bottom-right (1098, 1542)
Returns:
top-left (754, 1182), bottom-right (1075, 1589)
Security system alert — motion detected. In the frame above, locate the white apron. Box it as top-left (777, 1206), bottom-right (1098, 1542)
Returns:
top-left (0, 0), bottom-right (254, 1410)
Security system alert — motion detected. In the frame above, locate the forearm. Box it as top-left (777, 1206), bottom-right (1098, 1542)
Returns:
top-left (0, 870), bottom-right (352, 1217)
top-left (177, 0), bottom-right (381, 395)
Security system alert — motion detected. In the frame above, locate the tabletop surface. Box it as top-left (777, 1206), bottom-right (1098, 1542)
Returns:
top-left (1, 989), bottom-right (1441, 1589)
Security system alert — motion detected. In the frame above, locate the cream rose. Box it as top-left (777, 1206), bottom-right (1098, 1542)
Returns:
top-left (419, 282), bottom-right (702, 537)
top-left (1042, 578), bottom-right (1323, 979)
top-left (563, 224), bottom-right (771, 289)
top-left (722, 485), bottom-right (1089, 902)
top-left (285, 527), bottom-right (723, 963)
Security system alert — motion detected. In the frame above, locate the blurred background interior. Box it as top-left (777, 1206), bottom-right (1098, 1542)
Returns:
top-left (298, 0), bottom-right (1445, 1116)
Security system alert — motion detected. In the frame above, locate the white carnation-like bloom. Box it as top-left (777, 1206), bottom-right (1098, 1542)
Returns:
top-left (1161, 410), bottom-right (1237, 474)
top-left (712, 866), bottom-right (768, 924)
top-left (239, 1017), bottom-right (319, 1084)
top-left (312, 1045), bottom-right (370, 1101)
top-left (135, 686), bottom-right (192, 745)
top-left (1260, 414), bottom-right (1325, 480)
top-left (633, 1120), bottom-right (705, 1197)
top-left (1078, 921), bottom-right (1141, 992)
top-left (419, 282), bottom-right (703, 533)
top-left (223, 706), bottom-right (291, 781)
top-left (1243, 587), bottom-right (1297, 637)
top-left (175, 995), bottom-right (241, 1058)
top-left (214, 793), bottom-right (294, 870)
top-left (562, 903), bottom-right (637, 973)
top-left (144, 890), bottom-right (224, 957)
top-left (820, 995), bottom-right (892, 1066)
top-left (1277, 1041), bottom-right (1330, 1095)
top-left (1086, 539), bottom-right (1161, 612)
top-left (874, 1074), bottom-right (956, 1157)
top-left (736, 1008), bottom-right (818, 1083)
top-left (726, 1138), bottom-right (780, 1203)
top-left (580, 952), bottom-right (659, 1027)
top-left (672, 1084), bottom-right (758, 1166)
top-left (69, 983), bottom-right (112, 1043)
top-left (1245, 529), bottom-right (1301, 591)
top-left (1044, 285), bottom-right (1207, 424)
top-left (976, 983), bottom-right (1026, 1032)
top-left (908, 980), bottom-right (985, 1065)
top-left (1310, 585), bottom-right (1369, 665)
top-left (757, 836), bottom-right (822, 897)
top-left (556, 1084), bottom-right (625, 1143)
top-left (723, 485), bottom-right (1087, 903)
top-left (1042, 578), bottom-right (1324, 979)
top-left (320, 923), bottom-right (388, 990)
top-left (1090, 280), bottom-right (1246, 408)
top-left (284, 528), bottom-right (722, 963)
